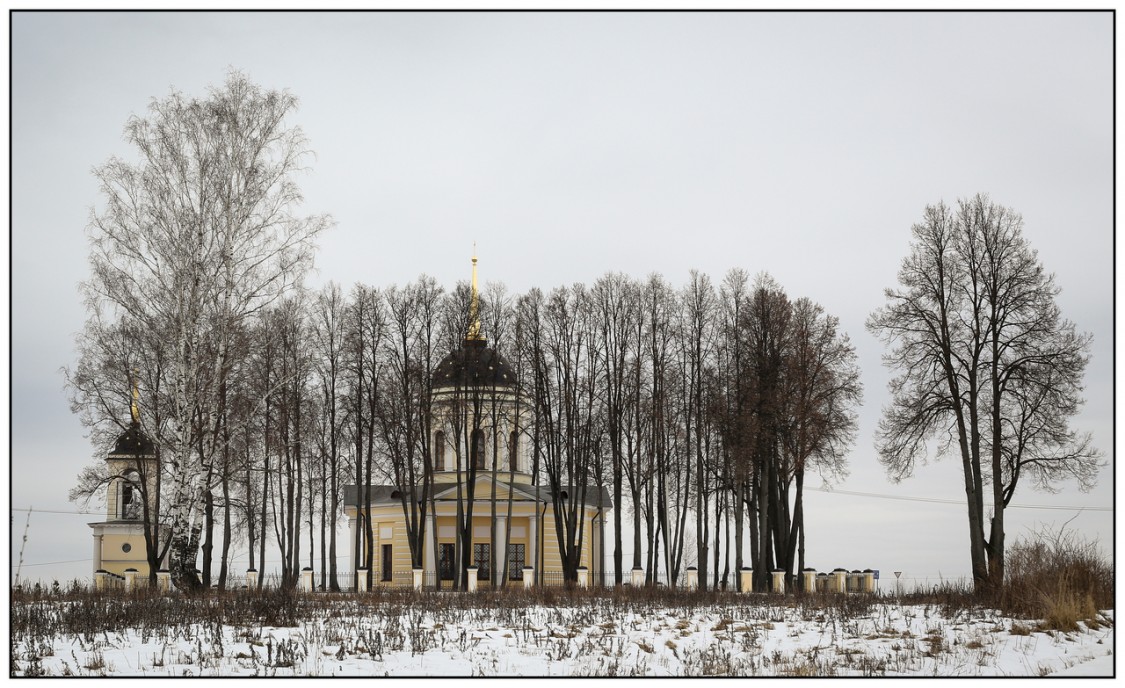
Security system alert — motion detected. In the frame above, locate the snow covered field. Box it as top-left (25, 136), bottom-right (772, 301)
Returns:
top-left (10, 591), bottom-right (1113, 677)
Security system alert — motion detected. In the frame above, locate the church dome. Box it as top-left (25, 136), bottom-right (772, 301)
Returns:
top-left (432, 339), bottom-right (518, 389)
top-left (109, 423), bottom-right (156, 458)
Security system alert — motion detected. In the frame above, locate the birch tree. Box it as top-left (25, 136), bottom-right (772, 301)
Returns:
top-left (83, 72), bottom-right (330, 591)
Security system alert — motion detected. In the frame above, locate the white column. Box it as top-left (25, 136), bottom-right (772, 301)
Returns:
top-left (348, 515), bottom-right (358, 575)
top-left (423, 513), bottom-right (436, 579)
top-left (528, 513), bottom-right (538, 584)
top-left (494, 515), bottom-right (507, 584)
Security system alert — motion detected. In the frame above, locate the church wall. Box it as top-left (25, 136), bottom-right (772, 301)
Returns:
top-left (99, 532), bottom-right (152, 576)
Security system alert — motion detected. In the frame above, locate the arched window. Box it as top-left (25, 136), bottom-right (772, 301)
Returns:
top-left (434, 431), bottom-right (446, 471)
top-left (471, 429), bottom-right (486, 470)
top-left (509, 431), bottom-right (519, 472)
top-left (121, 470), bottom-right (141, 520)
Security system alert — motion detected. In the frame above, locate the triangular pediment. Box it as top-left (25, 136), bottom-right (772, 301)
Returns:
top-left (432, 475), bottom-right (540, 503)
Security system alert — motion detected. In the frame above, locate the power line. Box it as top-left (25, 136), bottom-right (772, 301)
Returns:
top-left (13, 487), bottom-right (1112, 518)
top-left (10, 558), bottom-right (91, 569)
top-left (805, 486), bottom-right (1112, 512)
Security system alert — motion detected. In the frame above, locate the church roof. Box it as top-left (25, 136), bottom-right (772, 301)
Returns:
top-left (432, 338), bottom-right (518, 389)
top-left (108, 422), bottom-right (156, 458)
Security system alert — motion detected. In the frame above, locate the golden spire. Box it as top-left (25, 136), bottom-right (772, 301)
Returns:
top-left (130, 369), bottom-right (141, 425)
top-left (467, 244), bottom-right (483, 341)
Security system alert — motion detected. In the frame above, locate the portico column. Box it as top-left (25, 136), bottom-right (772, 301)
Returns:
top-left (495, 515), bottom-right (507, 585)
top-left (528, 512), bottom-right (538, 585)
top-left (423, 512), bottom-right (436, 579)
top-left (348, 514), bottom-right (358, 573)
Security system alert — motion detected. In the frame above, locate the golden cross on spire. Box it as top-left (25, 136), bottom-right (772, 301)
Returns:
top-left (130, 369), bottom-right (141, 425)
top-left (467, 245), bottom-right (483, 341)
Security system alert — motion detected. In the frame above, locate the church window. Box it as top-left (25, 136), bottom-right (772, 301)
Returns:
top-left (121, 543), bottom-right (132, 553)
top-left (439, 543), bottom-right (456, 580)
top-left (473, 543), bottom-right (491, 581)
top-left (381, 544), bottom-right (393, 582)
top-left (508, 544), bottom-right (525, 580)
top-left (509, 431), bottom-right (519, 472)
top-left (121, 470), bottom-right (141, 520)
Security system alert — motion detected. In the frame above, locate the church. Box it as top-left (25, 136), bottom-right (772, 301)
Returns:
top-left (343, 255), bottom-right (610, 589)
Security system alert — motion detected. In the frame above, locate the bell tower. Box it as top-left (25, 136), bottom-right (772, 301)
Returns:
top-left (88, 373), bottom-right (165, 579)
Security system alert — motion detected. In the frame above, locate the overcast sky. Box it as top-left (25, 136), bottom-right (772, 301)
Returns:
top-left (10, 11), bottom-right (1114, 587)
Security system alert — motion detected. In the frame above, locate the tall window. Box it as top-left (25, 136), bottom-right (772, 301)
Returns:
top-left (434, 431), bottom-right (445, 471)
top-left (509, 431), bottom-right (519, 472)
top-left (471, 429), bottom-right (485, 470)
top-left (473, 543), bottom-right (491, 581)
top-left (508, 543), bottom-right (526, 580)
top-left (439, 543), bottom-right (456, 581)
top-left (121, 470), bottom-right (141, 520)
top-left (381, 544), bottom-right (393, 582)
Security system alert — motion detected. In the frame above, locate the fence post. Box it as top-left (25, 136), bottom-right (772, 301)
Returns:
top-left (467, 566), bottom-right (478, 593)
top-left (630, 567), bottom-right (644, 587)
top-left (522, 567), bottom-right (534, 590)
top-left (816, 572), bottom-right (829, 593)
top-left (124, 568), bottom-right (138, 590)
top-left (832, 568), bottom-right (847, 593)
top-left (685, 567), bottom-right (698, 591)
top-left (95, 570), bottom-right (108, 591)
top-left (412, 567), bottom-right (423, 592)
top-left (863, 569), bottom-right (876, 594)
top-left (577, 567), bottom-right (589, 589)
top-left (801, 569), bottom-right (816, 594)
top-left (157, 569), bottom-right (171, 592)
top-left (739, 567), bottom-right (753, 593)
top-left (246, 569), bottom-right (258, 589)
top-left (301, 567), bottom-right (313, 592)
top-left (771, 569), bottom-right (786, 594)
top-left (357, 568), bottom-right (369, 593)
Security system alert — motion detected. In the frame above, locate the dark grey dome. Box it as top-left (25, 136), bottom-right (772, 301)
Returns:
top-left (109, 422), bottom-right (156, 458)
top-left (432, 339), bottom-right (518, 389)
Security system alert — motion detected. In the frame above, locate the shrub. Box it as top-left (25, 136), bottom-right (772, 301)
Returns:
top-left (1002, 524), bottom-right (1113, 630)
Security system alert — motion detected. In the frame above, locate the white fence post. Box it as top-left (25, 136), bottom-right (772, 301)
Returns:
top-left (301, 567), bottom-right (314, 592)
top-left (577, 567), bottom-right (589, 589)
top-left (412, 567), bottom-right (423, 591)
top-left (685, 567), bottom-right (698, 591)
top-left (771, 570), bottom-right (786, 594)
top-left (802, 569), bottom-right (817, 594)
top-left (630, 567), bottom-right (644, 587)
top-left (357, 568), bottom-right (369, 592)
top-left (739, 568), bottom-right (753, 593)
top-left (246, 569), bottom-right (258, 589)
top-left (467, 566), bottom-right (479, 593)
top-left (522, 567), bottom-right (535, 590)
top-left (157, 570), bottom-right (171, 592)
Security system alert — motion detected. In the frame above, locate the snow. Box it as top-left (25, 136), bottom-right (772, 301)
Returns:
top-left (11, 598), bottom-right (1113, 677)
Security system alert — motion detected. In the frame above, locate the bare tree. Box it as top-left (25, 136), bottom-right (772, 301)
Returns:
top-left (868, 194), bottom-right (1100, 593)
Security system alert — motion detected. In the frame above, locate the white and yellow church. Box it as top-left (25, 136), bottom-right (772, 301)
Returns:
top-left (343, 256), bottom-right (610, 589)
